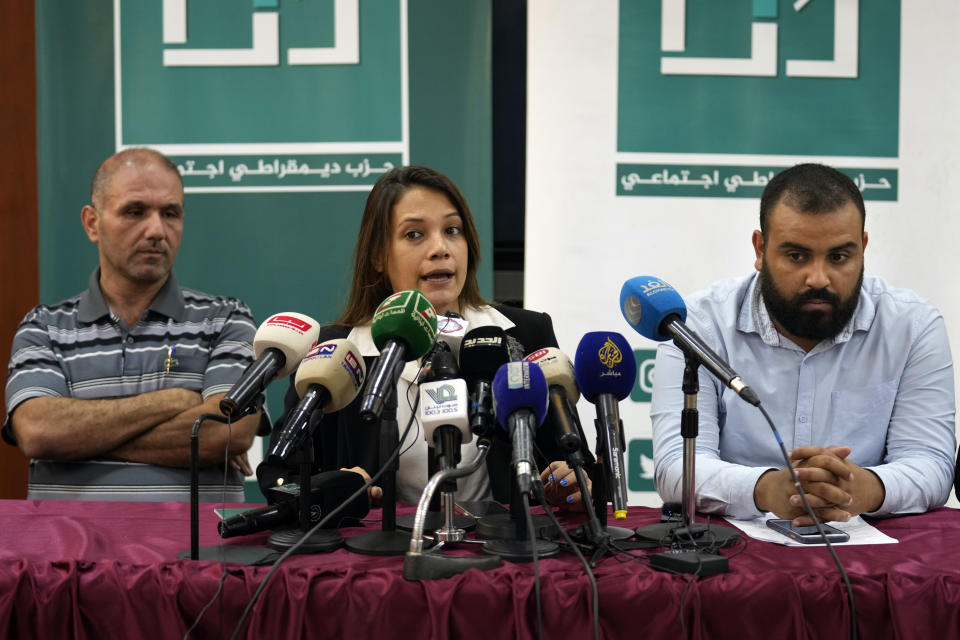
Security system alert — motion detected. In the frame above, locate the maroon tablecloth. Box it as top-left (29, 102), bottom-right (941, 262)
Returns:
top-left (0, 499), bottom-right (958, 639)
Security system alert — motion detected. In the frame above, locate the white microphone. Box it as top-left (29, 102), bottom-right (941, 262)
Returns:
top-left (220, 312), bottom-right (319, 417)
top-left (436, 312), bottom-right (470, 358)
top-left (267, 339), bottom-right (366, 463)
top-left (524, 347), bottom-right (582, 453)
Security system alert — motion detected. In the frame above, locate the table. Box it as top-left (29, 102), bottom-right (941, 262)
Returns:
top-left (1, 499), bottom-right (958, 639)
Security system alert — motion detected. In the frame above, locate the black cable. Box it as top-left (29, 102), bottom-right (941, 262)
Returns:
top-left (229, 389), bottom-right (422, 640)
top-left (521, 492), bottom-right (543, 640)
top-left (183, 418), bottom-right (234, 640)
top-left (532, 481), bottom-right (600, 640)
top-left (758, 404), bottom-right (858, 640)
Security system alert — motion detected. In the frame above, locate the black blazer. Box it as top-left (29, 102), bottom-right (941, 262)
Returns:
top-left (257, 305), bottom-right (594, 503)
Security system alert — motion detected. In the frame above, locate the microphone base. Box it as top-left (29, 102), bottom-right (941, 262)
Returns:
top-left (634, 521), bottom-right (741, 550)
top-left (475, 513), bottom-right (559, 540)
top-left (345, 529), bottom-right (413, 556)
top-left (396, 511), bottom-right (476, 534)
top-left (176, 545), bottom-right (279, 565)
top-left (268, 527), bottom-right (344, 554)
top-left (402, 550), bottom-right (502, 581)
top-left (482, 538), bottom-right (559, 562)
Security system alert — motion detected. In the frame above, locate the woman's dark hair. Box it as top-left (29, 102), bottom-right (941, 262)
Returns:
top-left (337, 165), bottom-right (488, 325)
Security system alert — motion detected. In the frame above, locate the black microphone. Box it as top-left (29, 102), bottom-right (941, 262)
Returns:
top-left (459, 327), bottom-right (511, 440)
top-left (620, 276), bottom-right (760, 406)
top-left (219, 313), bottom-right (320, 417)
top-left (219, 470), bottom-right (369, 538)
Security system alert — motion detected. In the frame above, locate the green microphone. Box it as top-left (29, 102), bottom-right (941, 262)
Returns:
top-left (360, 290), bottom-right (439, 420)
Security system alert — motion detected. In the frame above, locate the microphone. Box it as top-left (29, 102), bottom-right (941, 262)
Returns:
top-left (419, 343), bottom-right (470, 470)
top-left (524, 347), bottom-right (582, 453)
top-left (219, 469), bottom-right (369, 538)
top-left (219, 312), bottom-right (320, 417)
top-left (267, 339), bottom-right (367, 463)
top-left (359, 290), bottom-right (439, 421)
top-left (492, 361), bottom-right (548, 493)
top-left (459, 327), bottom-right (511, 439)
top-left (435, 312), bottom-right (470, 358)
top-left (620, 276), bottom-right (760, 406)
top-left (574, 332), bottom-right (637, 520)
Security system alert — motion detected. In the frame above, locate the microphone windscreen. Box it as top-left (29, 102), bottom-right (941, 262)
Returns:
top-left (524, 347), bottom-right (580, 404)
top-left (294, 339), bottom-right (367, 412)
top-left (574, 332), bottom-right (638, 402)
top-left (253, 313), bottom-right (321, 378)
top-left (620, 276), bottom-right (687, 342)
top-left (459, 327), bottom-right (510, 383)
top-left (370, 289), bottom-right (438, 360)
top-left (436, 314), bottom-right (470, 356)
top-left (492, 361), bottom-right (548, 429)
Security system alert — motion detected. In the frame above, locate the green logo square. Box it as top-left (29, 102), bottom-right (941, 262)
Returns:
top-left (627, 438), bottom-right (656, 492)
top-left (618, 0), bottom-right (900, 157)
top-left (629, 349), bottom-right (658, 403)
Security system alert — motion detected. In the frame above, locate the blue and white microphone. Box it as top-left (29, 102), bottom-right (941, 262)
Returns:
top-left (620, 276), bottom-right (760, 406)
top-left (492, 361), bottom-right (549, 493)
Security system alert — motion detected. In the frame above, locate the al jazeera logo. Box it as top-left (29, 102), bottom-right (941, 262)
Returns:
top-left (598, 337), bottom-right (623, 372)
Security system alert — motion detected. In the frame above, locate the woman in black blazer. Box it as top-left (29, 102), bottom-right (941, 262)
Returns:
top-left (258, 166), bottom-right (591, 507)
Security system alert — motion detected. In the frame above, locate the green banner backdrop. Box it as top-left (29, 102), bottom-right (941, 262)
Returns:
top-left (36, 0), bottom-right (492, 499)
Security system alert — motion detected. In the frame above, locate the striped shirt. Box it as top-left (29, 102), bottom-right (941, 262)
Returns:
top-left (3, 269), bottom-right (256, 502)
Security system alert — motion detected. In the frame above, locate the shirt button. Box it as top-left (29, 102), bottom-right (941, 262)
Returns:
top-left (799, 416), bottom-right (807, 423)
top-left (126, 336), bottom-right (134, 344)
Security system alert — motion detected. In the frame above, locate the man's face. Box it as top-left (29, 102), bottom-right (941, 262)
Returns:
top-left (82, 159), bottom-right (184, 289)
top-left (752, 199), bottom-right (867, 350)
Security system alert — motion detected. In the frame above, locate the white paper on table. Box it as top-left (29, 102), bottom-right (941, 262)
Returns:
top-left (724, 515), bottom-right (899, 547)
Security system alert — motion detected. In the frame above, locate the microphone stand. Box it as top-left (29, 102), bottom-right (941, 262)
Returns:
top-left (346, 360), bottom-right (413, 555)
top-left (563, 447), bottom-right (612, 561)
top-left (179, 409), bottom-right (274, 564)
top-left (590, 405), bottom-right (635, 541)
top-left (396, 437), bottom-right (476, 534)
top-left (481, 415), bottom-right (559, 562)
top-left (634, 351), bottom-right (737, 571)
top-left (403, 441), bottom-right (502, 580)
top-left (267, 434), bottom-right (344, 553)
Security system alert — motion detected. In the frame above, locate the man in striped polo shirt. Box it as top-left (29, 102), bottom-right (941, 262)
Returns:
top-left (3, 148), bottom-right (262, 501)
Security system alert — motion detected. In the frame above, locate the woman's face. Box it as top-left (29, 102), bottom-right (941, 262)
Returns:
top-left (380, 186), bottom-right (468, 315)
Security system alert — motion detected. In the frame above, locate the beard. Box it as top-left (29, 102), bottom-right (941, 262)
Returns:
top-left (759, 259), bottom-right (863, 343)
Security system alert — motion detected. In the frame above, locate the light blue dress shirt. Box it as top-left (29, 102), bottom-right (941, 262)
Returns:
top-left (650, 273), bottom-right (956, 519)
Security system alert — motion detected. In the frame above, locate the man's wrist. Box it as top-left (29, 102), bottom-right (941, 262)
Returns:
top-left (753, 468), bottom-right (779, 513)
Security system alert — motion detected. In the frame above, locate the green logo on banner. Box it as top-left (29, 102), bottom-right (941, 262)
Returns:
top-left (618, 0), bottom-right (900, 157)
top-left (629, 349), bottom-right (657, 403)
top-left (627, 438), bottom-right (656, 492)
top-left (117, 0), bottom-right (405, 191)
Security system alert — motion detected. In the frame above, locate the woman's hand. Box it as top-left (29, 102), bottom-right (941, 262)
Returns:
top-left (540, 461), bottom-right (592, 512)
top-left (341, 466), bottom-right (383, 505)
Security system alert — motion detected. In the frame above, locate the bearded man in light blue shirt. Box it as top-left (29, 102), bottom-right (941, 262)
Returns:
top-left (651, 163), bottom-right (956, 525)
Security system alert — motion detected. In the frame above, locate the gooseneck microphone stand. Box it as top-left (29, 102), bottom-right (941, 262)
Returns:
top-left (403, 438), bottom-right (502, 580)
top-left (634, 352), bottom-right (738, 567)
top-left (346, 360), bottom-right (413, 555)
top-left (180, 407), bottom-right (274, 564)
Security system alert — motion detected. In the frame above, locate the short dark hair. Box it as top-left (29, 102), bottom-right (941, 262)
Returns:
top-left (90, 148), bottom-right (183, 210)
top-left (759, 163), bottom-right (865, 238)
top-left (337, 165), bottom-right (488, 326)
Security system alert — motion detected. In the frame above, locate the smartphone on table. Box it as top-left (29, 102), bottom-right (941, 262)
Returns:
top-left (766, 518), bottom-right (850, 544)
